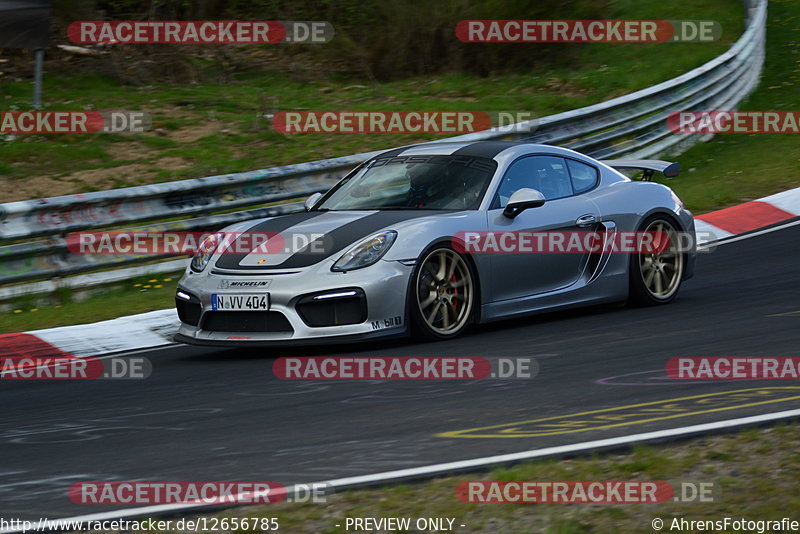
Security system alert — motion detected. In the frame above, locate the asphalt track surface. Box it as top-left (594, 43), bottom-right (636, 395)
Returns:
top-left (2, 223), bottom-right (799, 519)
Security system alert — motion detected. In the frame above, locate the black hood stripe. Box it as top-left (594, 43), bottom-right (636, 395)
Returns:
top-left (279, 210), bottom-right (440, 268)
top-left (214, 211), bottom-right (325, 270)
top-left (217, 210), bottom-right (443, 270)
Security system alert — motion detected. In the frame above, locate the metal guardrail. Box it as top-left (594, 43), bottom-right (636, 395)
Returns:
top-left (0, 0), bottom-right (766, 294)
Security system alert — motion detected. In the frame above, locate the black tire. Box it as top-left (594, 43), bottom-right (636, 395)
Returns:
top-left (409, 245), bottom-right (476, 340)
top-left (628, 214), bottom-right (686, 306)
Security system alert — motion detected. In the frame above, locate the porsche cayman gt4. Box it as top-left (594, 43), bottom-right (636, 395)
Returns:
top-left (175, 141), bottom-right (695, 346)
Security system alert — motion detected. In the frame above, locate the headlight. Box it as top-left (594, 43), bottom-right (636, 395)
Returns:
top-left (190, 233), bottom-right (221, 272)
top-left (332, 231), bottom-right (397, 272)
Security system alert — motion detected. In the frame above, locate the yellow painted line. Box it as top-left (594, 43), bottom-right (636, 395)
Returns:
top-left (438, 387), bottom-right (800, 438)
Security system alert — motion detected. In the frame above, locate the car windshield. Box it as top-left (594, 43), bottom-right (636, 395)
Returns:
top-left (315, 155), bottom-right (497, 211)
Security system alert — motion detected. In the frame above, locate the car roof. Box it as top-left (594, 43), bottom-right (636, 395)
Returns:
top-left (375, 141), bottom-right (585, 162)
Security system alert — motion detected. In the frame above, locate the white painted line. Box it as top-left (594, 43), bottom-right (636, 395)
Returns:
top-left (3, 407), bottom-right (798, 532)
top-left (694, 219), bottom-right (732, 244)
top-left (699, 218), bottom-right (800, 249)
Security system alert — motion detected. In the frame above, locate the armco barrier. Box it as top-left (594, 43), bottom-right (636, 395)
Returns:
top-left (0, 0), bottom-right (766, 294)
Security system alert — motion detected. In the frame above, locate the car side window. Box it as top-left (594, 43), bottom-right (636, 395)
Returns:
top-left (566, 158), bottom-right (599, 194)
top-left (494, 156), bottom-right (573, 208)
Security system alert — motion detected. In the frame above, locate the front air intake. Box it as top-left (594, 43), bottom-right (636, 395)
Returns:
top-left (296, 288), bottom-right (367, 327)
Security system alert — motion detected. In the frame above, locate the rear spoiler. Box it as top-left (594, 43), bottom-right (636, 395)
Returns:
top-left (601, 159), bottom-right (680, 181)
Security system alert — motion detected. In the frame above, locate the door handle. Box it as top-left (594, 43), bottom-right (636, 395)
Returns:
top-left (576, 214), bottom-right (598, 227)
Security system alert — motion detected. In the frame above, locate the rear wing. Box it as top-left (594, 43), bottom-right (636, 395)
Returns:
top-left (601, 159), bottom-right (680, 181)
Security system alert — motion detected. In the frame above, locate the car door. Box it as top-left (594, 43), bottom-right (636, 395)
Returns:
top-left (487, 155), bottom-right (601, 302)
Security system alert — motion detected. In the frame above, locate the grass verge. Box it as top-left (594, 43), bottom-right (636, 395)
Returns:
top-left (0, 274), bottom-right (180, 333)
top-left (123, 421), bottom-right (800, 534)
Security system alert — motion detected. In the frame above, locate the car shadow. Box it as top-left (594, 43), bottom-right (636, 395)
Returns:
top-left (178, 300), bottom-right (634, 363)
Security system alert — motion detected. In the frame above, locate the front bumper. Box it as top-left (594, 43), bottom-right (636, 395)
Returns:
top-left (174, 328), bottom-right (408, 347)
top-left (174, 259), bottom-right (413, 345)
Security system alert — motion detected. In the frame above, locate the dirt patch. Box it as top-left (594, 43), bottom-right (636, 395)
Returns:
top-left (0, 175), bottom-right (84, 202)
top-left (2, 156), bottom-right (192, 202)
top-left (165, 120), bottom-right (226, 143)
top-left (108, 141), bottom-right (153, 161)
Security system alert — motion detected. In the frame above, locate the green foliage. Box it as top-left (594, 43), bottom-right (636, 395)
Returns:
top-left (653, 0), bottom-right (800, 212)
top-left (50, 0), bottom-right (612, 79)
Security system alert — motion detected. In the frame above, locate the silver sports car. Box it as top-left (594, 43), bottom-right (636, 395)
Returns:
top-left (175, 141), bottom-right (695, 346)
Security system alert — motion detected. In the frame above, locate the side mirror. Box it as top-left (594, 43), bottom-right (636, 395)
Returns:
top-left (304, 192), bottom-right (323, 211)
top-left (503, 188), bottom-right (546, 218)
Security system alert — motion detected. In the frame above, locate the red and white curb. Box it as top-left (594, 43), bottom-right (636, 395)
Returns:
top-left (2, 185), bottom-right (800, 360)
top-left (694, 187), bottom-right (800, 240)
top-left (0, 309), bottom-right (178, 362)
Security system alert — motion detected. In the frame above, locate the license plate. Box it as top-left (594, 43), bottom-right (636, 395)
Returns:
top-left (212, 293), bottom-right (270, 311)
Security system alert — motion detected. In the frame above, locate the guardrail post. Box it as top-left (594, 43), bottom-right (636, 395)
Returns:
top-left (33, 49), bottom-right (44, 110)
